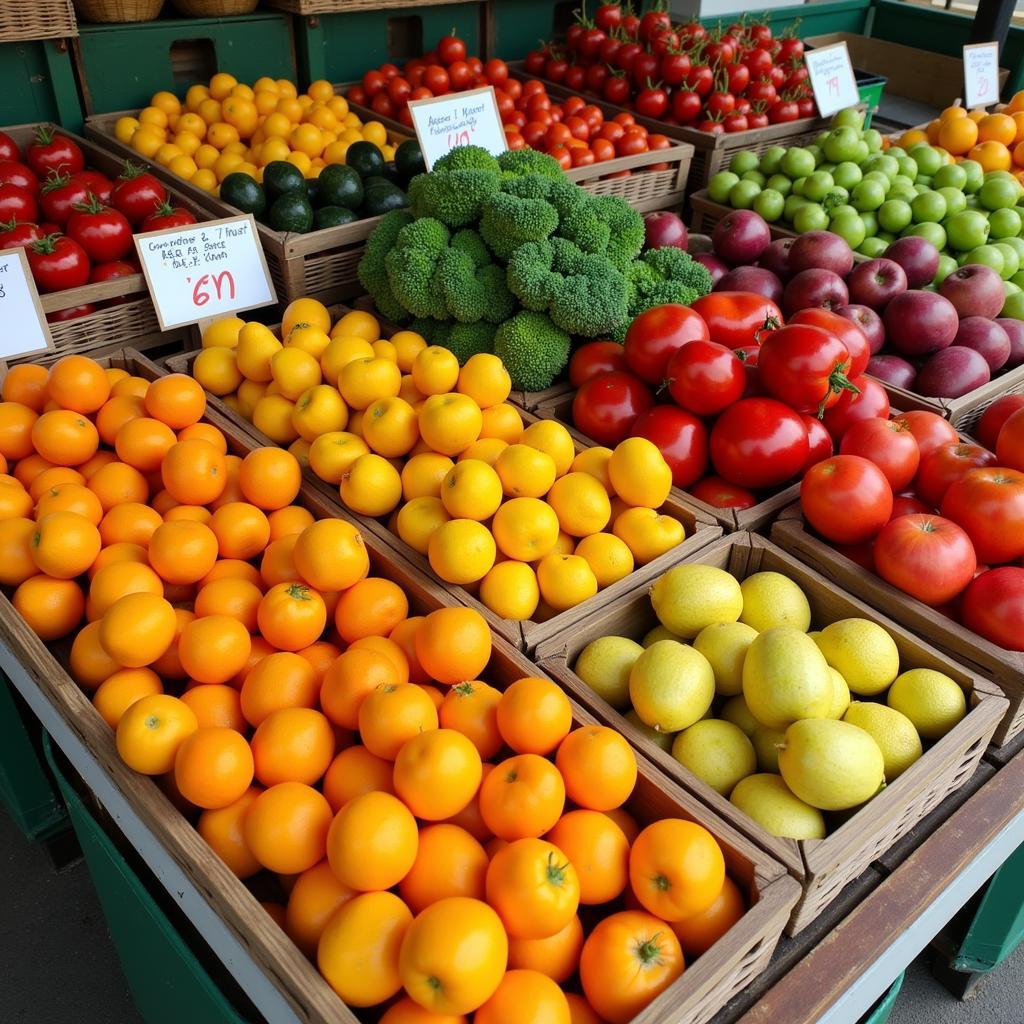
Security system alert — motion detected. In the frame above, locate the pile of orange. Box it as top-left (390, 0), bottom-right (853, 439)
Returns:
top-left (194, 300), bottom-right (687, 622)
top-left (0, 354), bottom-right (744, 1021)
top-left (113, 74), bottom-right (394, 195)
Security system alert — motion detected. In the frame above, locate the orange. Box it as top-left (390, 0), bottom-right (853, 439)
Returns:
top-left (47, 355), bottom-right (110, 414)
top-left (111, 375), bottom-right (149, 400)
top-left (238, 447), bottom-right (301, 509)
top-left (267, 504), bottom-right (314, 541)
top-left (198, 787), bottom-right (262, 878)
top-left (259, 533), bottom-right (300, 587)
top-left (88, 541), bottom-right (147, 579)
top-left (339, 356), bottom-right (401, 410)
top-left (556, 726), bottom-right (637, 811)
top-left (362, 396), bottom-right (419, 458)
top-left (457, 354), bottom-right (512, 408)
top-left (194, 577), bottom-right (263, 632)
top-left (31, 409), bottom-right (99, 467)
top-left (229, 633), bottom-right (273, 689)
top-left (440, 460), bottom-right (503, 521)
top-left (178, 614), bottom-right (252, 684)
top-left (333, 577), bottom-right (408, 642)
top-left (396, 496), bottom-right (450, 555)
top-left (68, 618), bottom-right (122, 689)
top-left (77, 450), bottom-right (117, 480)
top-left (670, 874), bottom-right (745, 956)
top-left (161, 439), bottom-right (226, 505)
top-left (200, 558), bottom-right (263, 590)
top-left (12, 453), bottom-right (54, 488)
top-left (548, 810), bottom-right (629, 905)
top-left (115, 417), bottom-right (177, 472)
top-left (251, 706), bottom-right (334, 786)
top-left (401, 452), bottom-right (455, 501)
top-left (317, 891), bottom-right (412, 1007)
top-left (86, 560), bottom-right (163, 621)
top-left (978, 112), bottom-right (1017, 146)
top-left (340, 453), bottom-right (402, 516)
top-left (308, 431), bottom-right (368, 485)
top-left (458, 438), bottom-right (507, 465)
top-left (478, 753), bottom-right (565, 841)
top-left (536, 552), bottom-right (598, 608)
top-left (379, 998), bottom-right (467, 1024)
top-left (98, 502), bottom-right (163, 548)
top-left (326, 790), bottom-right (419, 891)
top-left (508, 916), bottom-right (584, 985)
top-left (319, 647), bottom-right (401, 729)
top-left (209, 453), bottom-right (246, 510)
top-left (427, 518), bottom-right (495, 585)
top-left (243, 781), bottom-right (333, 874)
top-left (479, 404), bottom-right (523, 444)
top-left (13, 575), bottom-right (84, 639)
top-left (475, 970), bottom-right (570, 1024)
top-left (257, 581), bottom-right (327, 651)
top-left (88, 461), bottom-right (149, 511)
top-left (99, 592), bottom-right (178, 668)
top-left (207, 501), bottom-right (270, 560)
top-left (0, 402), bottom-right (39, 461)
top-left (148, 520), bottom-right (219, 584)
top-left (497, 676), bottom-right (573, 756)
top-left (29, 466), bottom-right (83, 503)
top-left (613, 506), bottom-right (684, 565)
top-left (0, 474), bottom-right (32, 520)
top-left (322, 744), bottom-right (394, 812)
top-left (179, 684), bottom-right (246, 731)
top-left (575, 533), bottom-right (633, 588)
top-left (144, 374), bottom-right (206, 428)
top-left (1, 364), bottom-right (49, 412)
top-left (938, 115), bottom-right (978, 155)
top-left (418, 394), bottom-right (483, 456)
top-left (285, 858), bottom-right (355, 957)
top-left (394, 728), bottom-right (483, 820)
top-left (0, 516), bottom-right (38, 586)
top-left (969, 140), bottom-right (1012, 172)
top-left (36, 481), bottom-right (103, 524)
top-left (415, 607), bottom-right (491, 685)
top-left (30, 511), bottom-right (100, 579)
top-left (93, 668), bottom-right (164, 728)
top-left (116, 693), bottom-right (199, 774)
top-left (358, 682), bottom-right (439, 760)
top-left (292, 519), bottom-right (369, 592)
top-left (174, 726), bottom-right (254, 809)
top-left (437, 681), bottom-right (502, 760)
top-left (412, 346), bottom-right (460, 396)
top-left (399, 823), bottom-right (488, 914)
top-left (177, 422), bottom-right (227, 453)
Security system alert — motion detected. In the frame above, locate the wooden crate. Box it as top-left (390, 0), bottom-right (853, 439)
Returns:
top-left (84, 111), bottom-right (410, 306)
top-left (0, 347), bottom-right (799, 1024)
top-left (1, 123), bottom-right (215, 358)
top-left (771, 504), bottom-right (1024, 748)
top-left (535, 531), bottom-right (1007, 935)
top-left (163, 343), bottom-right (722, 651)
top-left (0, 0), bottom-right (76, 42)
top-left (534, 391), bottom-right (801, 533)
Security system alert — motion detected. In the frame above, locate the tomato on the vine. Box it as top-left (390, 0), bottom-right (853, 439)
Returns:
top-left (0, 183), bottom-right (37, 223)
top-left (66, 194), bottom-right (133, 263)
top-left (25, 126), bottom-right (83, 179)
top-left (111, 163), bottom-right (167, 225)
top-left (28, 233), bottom-right (91, 292)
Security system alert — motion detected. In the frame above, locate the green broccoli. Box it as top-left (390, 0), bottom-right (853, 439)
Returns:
top-left (493, 312), bottom-right (571, 391)
top-left (409, 318), bottom-right (449, 346)
top-left (385, 218), bottom-right (451, 320)
top-left (357, 209), bottom-right (414, 324)
top-left (408, 168), bottom-right (501, 228)
top-left (434, 145), bottom-right (501, 174)
top-left (627, 246), bottom-right (714, 318)
top-left (447, 321), bottom-right (498, 363)
top-left (497, 149), bottom-right (564, 180)
top-left (479, 191), bottom-right (559, 261)
top-left (591, 195), bottom-right (646, 271)
top-left (434, 245), bottom-right (515, 324)
top-left (501, 173), bottom-right (555, 202)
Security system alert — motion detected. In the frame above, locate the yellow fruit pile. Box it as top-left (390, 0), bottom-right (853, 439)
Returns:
top-left (114, 74), bottom-right (394, 195)
top-left (194, 300), bottom-right (687, 621)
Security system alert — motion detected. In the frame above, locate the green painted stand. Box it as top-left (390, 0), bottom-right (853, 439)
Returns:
top-left (0, 38), bottom-right (82, 132)
top-left (0, 671), bottom-right (66, 842)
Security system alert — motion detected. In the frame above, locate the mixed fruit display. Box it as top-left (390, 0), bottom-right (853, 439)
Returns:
top-left (0, 353), bottom-right (747, 1023)
top-left (573, 561), bottom-right (969, 839)
top-left (194, 301), bottom-right (687, 623)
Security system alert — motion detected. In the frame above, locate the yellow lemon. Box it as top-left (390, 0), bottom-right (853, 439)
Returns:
top-left (491, 498), bottom-right (560, 562)
top-left (458, 438), bottom-right (508, 465)
top-left (271, 347), bottom-right (322, 401)
top-left (339, 357), bottom-right (401, 410)
top-left (571, 447), bottom-right (615, 495)
top-left (574, 533), bottom-right (635, 589)
top-left (536, 554), bottom-right (598, 612)
top-left (291, 384), bottom-right (349, 442)
top-left (401, 453), bottom-right (455, 501)
top-left (390, 330), bottom-right (427, 372)
top-left (308, 431), bottom-right (368, 485)
top-left (340, 453), bottom-right (402, 517)
top-left (252, 394), bottom-right (299, 445)
top-left (439, 460), bottom-right (503, 521)
top-left (361, 397), bottom-right (419, 458)
top-left (201, 316), bottom-right (245, 349)
top-left (479, 404), bottom-right (524, 444)
top-left (520, 421), bottom-right (575, 477)
top-left (321, 336), bottom-right (376, 385)
top-left (412, 346), bottom-right (460, 396)
top-left (418, 394), bottom-right (482, 457)
top-left (494, 444), bottom-right (556, 499)
top-left (479, 561), bottom-right (540, 621)
top-left (192, 347), bottom-right (242, 397)
top-left (427, 519), bottom-right (496, 585)
top-left (396, 496), bottom-right (450, 555)
top-left (546, 472), bottom-right (612, 537)
top-left (608, 437), bottom-right (672, 508)
top-left (236, 322), bottom-right (283, 382)
top-left (457, 354), bottom-right (512, 408)
top-left (331, 310), bottom-right (380, 342)
top-left (613, 507), bottom-right (685, 565)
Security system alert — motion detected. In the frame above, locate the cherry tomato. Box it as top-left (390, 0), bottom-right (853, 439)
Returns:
top-left (570, 146), bottom-right (595, 167)
top-left (370, 93), bottom-right (396, 117)
top-left (603, 75), bottom-right (632, 105)
top-left (591, 138), bottom-right (616, 162)
top-left (66, 195), bottom-right (133, 263)
top-left (747, 79), bottom-right (778, 106)
top-left (572, 370), bottom-right (654, 446)
top-left (630, 52), bottom-right (660, 88)
top-left (595, 3), bottom-right (622, 33)
top-left (624, 304), bottom-right (710, 385)
top-left (710, 397), bottom-right (809, 490)
top-left (448, 61), bottom-right (473, 91)
top-left (524, 49), bottom-right (547, 76)
top-left (28, 233), bottom-right (91, 292)
top-left (616, 129), bottom-right (649, 157)
top-left (346, 85), bottom-right (367, 105)
top-left (801, 454), bottom-right (893, 545)
top-left (723, 112), bottom-right (749, 133)
top-left (635, 85), bottom-right (669, 119)
top-left (110, 163), bottom-right (167, 226)
top-left (25, 126), bottom-right (83, 179)
top-left (362, 69), bottom-right (386, 97)
top-left (631, 405), bottom-right (708, 488)
top-left (690, 292), bottom-right (783, 350)
top-left (672, 89), bottom-right (703, 123)
top-left (387, 76), bottom-right (412, 107)
top-left (840, 418), bottom-right (920, 492)
top-left (544, 56), bottom-right (569, 82)
top-left (874, 514), bottom-right (977, 606)
top-left (564, 64), bottom-right (587, 93)
top-left (666, 340), bottom-right (745, 416)
top-left (962, 568), bottom-right (1024, 650)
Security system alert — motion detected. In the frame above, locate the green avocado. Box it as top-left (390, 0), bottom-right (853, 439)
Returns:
top-left (346, 140), bottom-right (385, 179)
top-left (314, 205), bottom-right (359, 229)
top-left (263, 161), bottom-right (307, 202)
top-left (268, 191), bottom-right (314, 233)
top-left (219, 172), bottom-right (265, 218)
top-left (317, 163), bottom-right (364, 210)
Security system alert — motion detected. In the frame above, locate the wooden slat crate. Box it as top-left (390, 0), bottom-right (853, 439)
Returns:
top-left (0, 0), bottom-right (76, 42)
top-left (772, 504), bottom-right (1024, 748)
top-left (0, 347), bottom-right (799, 1024)
top-left (535, 531), bottom-right (1007, 935)
top-left (163, 340), bottom-right (722, 651)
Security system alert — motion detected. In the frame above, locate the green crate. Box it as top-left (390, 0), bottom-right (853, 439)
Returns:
top-left (74, 14), bottom-right (295, 115)
top-left (0, 671), bottom-right (66, 841)
top-left (859, 972), bottom-right (904, 1024)
top-left (953, 843), bottom-right (1024, 973)
top-left (857, 73), bottom-right (886, 129)
top-left (43, 737), bottom-right (249, 1024)
top-left (0, 39), bottom-right (82, 132)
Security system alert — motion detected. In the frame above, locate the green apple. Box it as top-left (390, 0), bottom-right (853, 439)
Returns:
top-left (888, 146), bottom-right (907, 159)
top-left (1001, 291), bottom-right (1024, 319)
top-left (933, 253), bottom-right (958, 285)
top-left (914, 179), bottom-right (933, 193)
top-left (828, 203), bottom-right (858, 220)
top-left (877, 230), bottom-right (896, 244)
top-left (814, 130), bottom-right (830, 147)
top-left (830, 211), bottom-right (867, 248)
top-left (912, 190), bottom-right (947, 224)
top-left (888, 185), bottom-right (919, 204)
top-left (729, 180), bottom-right (762, 209)
top-left (896, 156), bottom-right (919, 179)
top-left (793, 204), bottom-right (831, 233)
top-left (966, 194), bottom-right (982, 209)
top-left (858, 236), bottom-right (889, 257)
top-left (833, 161), bottom-right (863, 191)
top-left (860, 210), bottom-right (879, 237)
top-left (966, 244), bottom-right (1006, 275)
top-left (782, 147), bottom-right (816, 179)
top-left (1004, 280), bottom-right (1021, 296)
top-left (709, 171), bottom-right (740, 204)
top-left (741, 170), bottom-right (768, 188)
top-left (806, 144), bottom-right (825, 167)
top-left (753, 189), bottom-right (786, 222)
top-left (979, 175), bottom-right (1024, 212)
top-left (863, 170), bottom-right (892, 193)
top-left (908, 144), bottom-right (943, 177)
top-left (766, 173), bottom-right (793, 197)
top-left (961, 159), bottom-right (985, 194)
top-left (933, 163), bottom-right (967, 191)
top-left (784, 194), bottom-right (812, 221)
top-left (832, 107), bottom-right (865, 130)
top-left (852, 178), bottom-right (886, 212)
top-left (759, 146), bottom-right (787, 175)
top-left (989, 207), bottom-right (1023, 239)
top-left (937, 187), bottom-right (967, 216)
top-left (818, 162), bottom-right (837, 175)
top-left (864, 154), bottom-right (899, 179)
top-left (823, 126), bottom-right (861, 163)
top-left (878, 199), bottom-right (913, 233)
top-left (902, 221), bottom-right (947, 251)
top-left (863, 128), bottom-right (883, 153)
top-left (891, 174), bottom-right (916, 192)
top-left (730, 150), bottom-right (761, 175)
top-left (1011, 270), bottom-right (1024, 288)
top-left (994, 243), bottom-right (1020, 279)
top-left (792, 176), bottom-right (808, 197)
top-left (1000, 236), bottom-right (1024, 263)
top-left (803, 170), bottom-right (835, 202)
top-left (854, 140), bottom-right (870, 164)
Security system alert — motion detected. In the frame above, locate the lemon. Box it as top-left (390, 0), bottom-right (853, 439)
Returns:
top-left (575, 636), bottom-right (643, 709)
top-left (628, 640), bottom-right (715, 733)
top-left (643, 624), bottom-right (679, 647)
top-left (751, 725), bottom-right (786, 773)
top-left (693, 621), bottom-right (757, 697)
top-left (827, 667), bottom-right (851, 719)
top-left (815, 618), bottom-right (900, 696)
top-left (843, 702), bottom-right (923, 781)
top-left (624, 709), bottom-right (675, 752)
top-left (739, 572), bottom-right (811, 632)
top-left (671, 719), bottom-right (756, 795)
top-left (720, 695), bottom-right (759, 737)
top-left (778, 719), bottom-right (885, 811)
top-left (730, 773), bottom-right (826, 840)
top-left (887, 669), bottom-right (967, 740)
top-left (478, 561), bottom-right (539, 621)
top-left (742, 627), bottom-right (833, 730)
top-left (649, 564), bottom-right (743, 639)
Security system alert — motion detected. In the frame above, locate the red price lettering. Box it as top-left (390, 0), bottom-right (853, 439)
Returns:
top-left (191, 271), bottom-right (236, 308)
top-left (978, 77), bottom-right (989, 97)
top-left (827, 75), bottom-right (839, 97)
top-left (447, 129), bottom-right (471, 149)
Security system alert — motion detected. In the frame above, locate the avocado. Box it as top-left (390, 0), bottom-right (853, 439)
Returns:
top-left (394, 139), bottom-right (425, 185)
top-left (314, 205), bottom-right (359, 229)
top-left (219, 172), bottom-right (265, 218)
top-left (361, 176), bottom-right (409, 216)
top-left (263, 161), bottom-right (307, 202)
top-left (346, 141), bottom-right (385, 180)
top-left (268, 191), bottom-right (314, 233)
top-left (317, 164), bottom-right (364, 210)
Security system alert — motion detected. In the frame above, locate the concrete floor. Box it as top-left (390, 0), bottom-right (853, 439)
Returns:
top-left (2, 800), bottom-right (1022, 1024)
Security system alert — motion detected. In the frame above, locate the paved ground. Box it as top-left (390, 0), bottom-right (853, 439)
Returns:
top-left (2, 800), bottom-right (1021, 1024)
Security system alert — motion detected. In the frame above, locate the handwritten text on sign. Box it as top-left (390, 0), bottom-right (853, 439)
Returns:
top-left (0, 246), bottom-right (52, 361)
top-left (963, 42), bottom-right (1000, 108)
top-left (805, 42), bottom-right (860, 118)
top-left (408, 86), bottom-right (508, 171)
top-left (134, 214), bottom-right (276, 331)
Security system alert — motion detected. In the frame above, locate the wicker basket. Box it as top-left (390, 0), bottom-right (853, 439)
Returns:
top-left (1, 0), bottom-right (77, 40)
top-left (171, 0), bottom-right (257, 14)
top-left (74, 0), bottom-right (163, 22)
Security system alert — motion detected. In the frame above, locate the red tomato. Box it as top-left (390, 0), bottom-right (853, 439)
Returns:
top-left (996, 407), bottom-right (1024, 472)
top-left (914, 442), bottom-right (997, 509)
top-left (624, 304), bottom-right (710, 385)
top-left (975, 395), bottom-right (1024, 452)
top-left (484, 58), bottom-right (509, 85)
top-left (0, 132), bottom-right (19, 162)
top-left (665, 340), bottom-right (745, 416)
top-left (39, 171), bottom-right (93, 226)
top-left (0, 220), bottom-right (43, 249)
top-left (362, 69), bottom-right (386, 97)
top-left (873, 515), bottom-right (977, 606)
top-left (28, 234), bottom-right (91, 292)
top-left (603, 75), bottom-right (632, 105)
top-left (690, 476), bottom-right (757, 510)
top-left (387, 76), bottom-right (412, 107)
top-left (759, 324), bottom-right (857, 415)
top-left (941, 468), bottom-right (1024, 565)
top-left (110, 164), bottom-right (167, 226)
top-left (896, 410), bottom-right (959, 460)
top-left (370, 93), bottom-right (396, 117)
top-left (821, 375), bottom-right (890, 442)
top-left (140, 203), bottom-right (197, 232)
top-left (89, 259), bottom-right (137, 283)
top-left (0, 183), bottom-right (37, 223)
top-left (890, 494), bottom-right (934, 518)
top-left (569, 342), bottom-right (628, 387)
top-left (591, 138), bottom-right (616, 162)
top-left (346, 85), bottom-right (367, 105)
top-left (66, 195), bottom-right (133, 262)
top-left (423, 64), bottom-right (451, 95)
top-left (75, 170), bottom-right (113, 205)
top-left (802, 415), bottom-right (834, 471)
top-left (548, 145), bottom-right (572, 171)
top-left (25, 127), bottom-right (83, 179)
top-left (961, 568), bottom-right (1024, 650)
top-left (595, 3), bottom-right (622, 32)
top-left (689, 292), bottom-right (782, 349)
top-left (788, 307), bottom-right (870, 378)
top-left (524, 49), bottom-right (547, 76)
top-left (801, 455), bottom-right (893, 544)
top-left (839, 418), bottom-right (920, 491)
top-left (616, 129), bottom-right (649, 157)
top-left (572, 370), bottom-right (654, 446)
top-left (379, 62), bottom-right (400, 80)
top-left (710, 397), bottom-right (809, 490)
top-left (635, 85), bottom-right (669, 119)
top-left (630, 406), bottom-right (708, 488)
top-left (0, 161), bottom-right (39, 196)
top-left (47, 303), bottom-right (96, 323)
top-left (448, 61), bottom-right (473, 91)
top-left (437, 33), bottom-right (467, 65)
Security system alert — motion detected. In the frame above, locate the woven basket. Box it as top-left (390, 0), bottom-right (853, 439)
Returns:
top-left (1, 0), bottom-right (77, 41)
top-left (172, 0), bottom-right (258, 14)
top-left (74, 0), bottom-right (163, 21)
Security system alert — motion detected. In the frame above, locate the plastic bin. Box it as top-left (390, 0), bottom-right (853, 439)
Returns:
top-left (855, 70), bottom-right (887, 129)
top-left (860, 971), bottom-right (904, 1024)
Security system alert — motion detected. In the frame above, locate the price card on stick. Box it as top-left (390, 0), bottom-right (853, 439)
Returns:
top-left (408, 86), bottom-right (507, 170)
top-left (0, 246), bottom-right (53, 362)
top-left (134, 214), bottom-right (276, 331)
top-left (963, 42), bottom-right (1000, 108)
top-left (805, 42), bottom-right (860, 118)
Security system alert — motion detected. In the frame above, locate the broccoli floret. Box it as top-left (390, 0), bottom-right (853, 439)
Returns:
top-left (410, 318), bottom-right (450, 346)
top-left (629, 247), bottom-right (713, 316)
top-left (434, 244), bottom-right (515, 324)
top-left (494, 312), bottom-right (571, 391)
top-left (501, 173), bottom-right (555, 202)
top-left (447, 321), bottom-right (497, 363)
top-left (497, 149), bottom-right (564, 180)
top-left (479, 192), bottom-right (559, 261)
top-left (591, 195), bottom-right (646, 271)
top-left (434, 145), bottom-right (501, 174)
top-left (409, 168), bottom-right (501, 228)
top-left (357, 209), bottom-right (414, 324)
top-left (385, 218), bottom-right (450, 320)
top-left (449, 228), bottom-right (491, 268)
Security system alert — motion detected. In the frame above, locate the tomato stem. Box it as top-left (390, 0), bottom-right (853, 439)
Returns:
top-left (817, 368), bottom-right (860, 419)
top-left (634, 932), bottom-right (667, 967)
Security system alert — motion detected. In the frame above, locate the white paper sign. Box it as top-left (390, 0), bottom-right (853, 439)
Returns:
top-left (805, 42), bottom-right (861, 118)
top-left (133, 214), bottom-right (276, 331)
top-left (963, 42), bottom-right (1000, 108)
top-left (408, 86), bottom-right (508, 171)
top-left (0, 247), bottom-right (52, 361)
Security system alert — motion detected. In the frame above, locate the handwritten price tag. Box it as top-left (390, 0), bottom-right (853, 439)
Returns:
top-left (963, 42), bottom-right (1000, 108)
top-left (0, 246), bottom-right (53, 361)
top-left (134, 214), bottom-right (276, 331)
top-left (805, 42), bottom-right (860, 118)
top-left (408, 86), bottom-right (508, 171)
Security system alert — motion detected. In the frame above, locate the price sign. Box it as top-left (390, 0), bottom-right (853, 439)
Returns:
top-left (134, 214), bottom-right (276, 331)
top-left (963, 42), bottom-right (1000, 108)
top-left (0, 246), bottom-right (53, 362)
top-left (408, 86), bottom-right (507, 170)
top-left (805, 42), bottom-right (860, 118)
